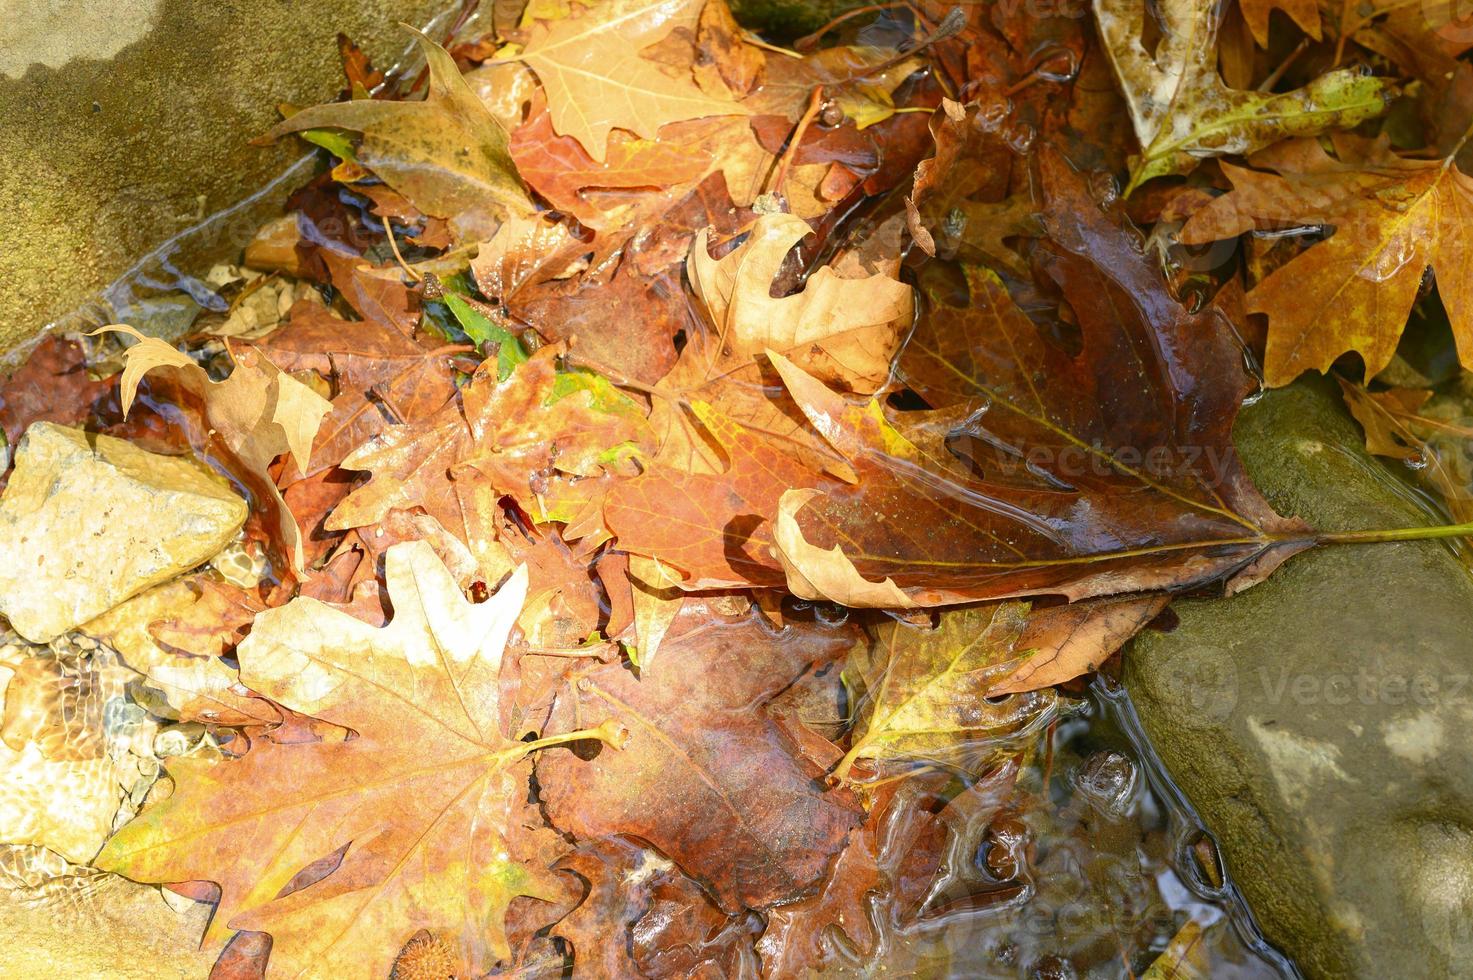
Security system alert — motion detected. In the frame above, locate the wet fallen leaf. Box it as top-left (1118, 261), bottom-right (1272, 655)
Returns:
top-left (1095, 0), bottom-right (1392, 190)
top-left (266, 31), bottom-right (531, 238)
top-left (101, 325), bottom-right (331, 574)
top-left (762, 151), bottom-right (1312, 606)
top-left (1178, 134), bottom-right (1473, 385)
top-left (536, 599), bottom-right (863, 912)
top-left (833, 605), bottom-right (1059, 783)
top-left (96, 541), bottom-right (623, 977)
top-left (327, 346), bottom-right (647, 532)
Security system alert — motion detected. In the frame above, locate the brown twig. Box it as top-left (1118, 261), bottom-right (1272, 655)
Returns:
top-left (768, 85), bottom-right (826, 198)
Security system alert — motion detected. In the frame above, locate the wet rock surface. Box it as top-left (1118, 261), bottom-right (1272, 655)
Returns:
top-left (0, 0), bottom-right (451, 353)
top-left (0, 423), bottom-right (247, 642)
top-left (0, 627), bottom-right (215, 976)
top-left (1124, 378), bottom-right (1473, 978)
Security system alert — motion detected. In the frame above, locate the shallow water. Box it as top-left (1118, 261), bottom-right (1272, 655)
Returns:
top-left (835, 676), bottom-right (1298, 979)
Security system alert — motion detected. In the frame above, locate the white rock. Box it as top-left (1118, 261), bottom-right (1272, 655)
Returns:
top-left (0, 423), bottom-right (247, 642)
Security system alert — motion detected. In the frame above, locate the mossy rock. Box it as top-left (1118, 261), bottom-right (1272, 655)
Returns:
top-left (1124, 377), bottom-right (1473, 978)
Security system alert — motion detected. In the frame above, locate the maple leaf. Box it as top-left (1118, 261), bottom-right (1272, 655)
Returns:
top-left (535, 599), bottom-right (863, 912)
top-left (265, 31), bottom-right (531, 237)
top-left (96, 541), bottom-right (623, 977)
top-left (327, 346), bottom-right (648, 533)
top-left (1178, 134), bottom-right (1473, 386)
top-left (832, 605), bottom-right (1059, 784)
top-left (1093, 0), bottom-right (1393, 191)
top-left (256, 300), bottom-right (460, 476)
top-left (101, 325), bottom-right (332, 574)
top-left (759, 150), bottom-right (1313, 606)
top-left (516, 0), bottom-right (748, 162)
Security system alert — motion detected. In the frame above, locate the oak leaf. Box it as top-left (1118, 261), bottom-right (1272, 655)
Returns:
top-left (80, 578), bottom-right (275, 728)
top-left (687, 212), bottom-right (912, 392)
top-left (102, 326), bottom-right (331, 574)
top-left (266, 31), bottom-right (532, 237)
top-left (517, 0), bottom-right (748, 162)
top-left (1094, 0), bottom-right (1392, 190)
top-left (96, 542), bottom-right (622, 977)
top-left (642, 211), bottom-right (908, 478)
top-left (1178, 135), bottom-right (1473, 386)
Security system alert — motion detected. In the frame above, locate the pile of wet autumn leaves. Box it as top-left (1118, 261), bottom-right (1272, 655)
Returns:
top-left (3, 0), bottom-right (1473, 975)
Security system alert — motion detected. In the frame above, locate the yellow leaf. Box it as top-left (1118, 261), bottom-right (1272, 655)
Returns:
top-left (519, 0), bottom-right (748, 161)
top-left (96, 542), bottom-right (622, 976)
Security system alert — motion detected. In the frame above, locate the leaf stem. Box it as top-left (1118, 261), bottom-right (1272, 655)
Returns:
top-left (523, 718), bottom-right (629, 754)
top-left (1316, 521), bottom-right (1473, 546)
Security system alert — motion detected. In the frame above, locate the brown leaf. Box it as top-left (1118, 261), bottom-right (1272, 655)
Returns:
top-left (0, 335), bottom-right (109, 451)
top-left (257, 300), bottom-right (460, 475)
top-left (328, 346), bottom-right (648, 532)
top-left (762, 150), bottom-right (1311, 606)
top-left (97, 543), bottom-right (622, 977)
top-left (536, 600), bottom-right (863, 912)
top-left (1179, 134), bottom-right (1473, 386)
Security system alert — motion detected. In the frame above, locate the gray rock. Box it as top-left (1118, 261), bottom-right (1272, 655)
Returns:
top-left (0, 423), bottom-right (247, 642)
top-left (1124, 378), bottom-right (1473, 978)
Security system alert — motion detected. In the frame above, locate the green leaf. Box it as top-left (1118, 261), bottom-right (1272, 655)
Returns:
top-left (834, 605), bottom-right (1058, 784)
top-left (1094, 0), bottom-right (1394, 191)
top-left (442, 292), bottom-right (526, 381)
top-left (299, 128), bottom-right (357, 161)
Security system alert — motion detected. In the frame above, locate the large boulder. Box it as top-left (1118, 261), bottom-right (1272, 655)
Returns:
top-left (0, 423), bottom-right (247, 642)
top-left (1124, 378), bottom-right (1473, 977)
